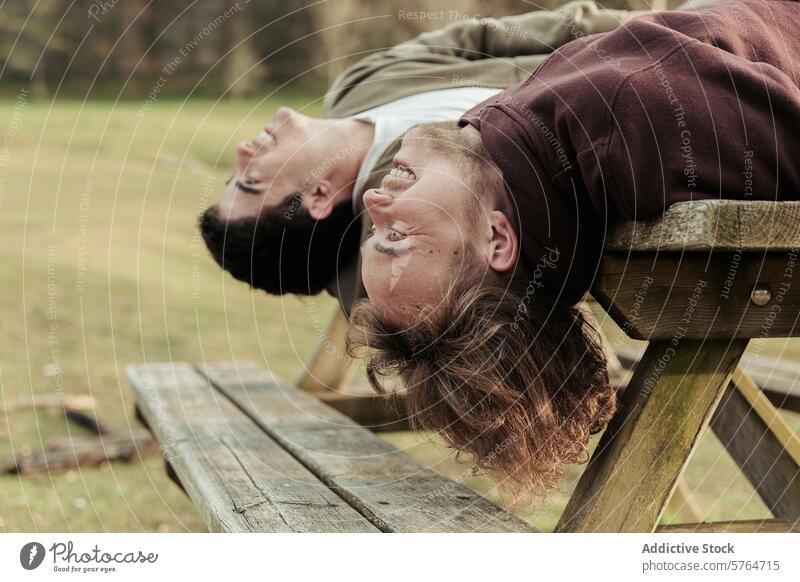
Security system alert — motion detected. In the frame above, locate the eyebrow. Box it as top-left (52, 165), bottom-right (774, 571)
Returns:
top-left (374, 242), bottom-right (398, 257)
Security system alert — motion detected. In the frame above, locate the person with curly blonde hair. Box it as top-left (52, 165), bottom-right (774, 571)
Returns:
top-left (350, 0), bottom-right (800, 495)
top-left (348, 122), bottom-right (617, 495)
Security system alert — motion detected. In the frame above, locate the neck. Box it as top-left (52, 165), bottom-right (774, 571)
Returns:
top-left (327, 118), bottom-right (375, 204)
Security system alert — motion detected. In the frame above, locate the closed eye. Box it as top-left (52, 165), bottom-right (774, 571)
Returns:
top-left (235, 180), bottom-right (263, 195)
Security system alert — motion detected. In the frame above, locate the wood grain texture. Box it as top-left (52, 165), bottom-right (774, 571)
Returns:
top-left (710, 372), bottom-right (800, 518)
top-left (127, 363), bottom-right (378, 533)
top-left (606, 200), bottom-right (800, 252)
top-left (615, 343), bottom-right (800, 515)
top-left (593, 252), bottom-right (800, 340)
top-left (198, 362), bottom-right (536, 533)
top-left (657, 518), bottom-right (800, 533)
top-left (556, 339), bottom-right (748, 532)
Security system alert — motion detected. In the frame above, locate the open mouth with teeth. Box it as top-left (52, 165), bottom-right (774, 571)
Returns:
top-left (388, 164), bottom-right (416, 181)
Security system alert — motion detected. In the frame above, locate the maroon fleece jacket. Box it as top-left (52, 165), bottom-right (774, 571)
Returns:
top-left (460, 0), bottom-right (800, 305)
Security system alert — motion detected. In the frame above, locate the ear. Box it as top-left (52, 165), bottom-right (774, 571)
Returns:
top-left (305, 179), bottom-right (336, 220)
top-left (486, 210), bottom-right (518, 273)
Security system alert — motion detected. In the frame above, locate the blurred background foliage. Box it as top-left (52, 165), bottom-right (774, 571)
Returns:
top-left (0, 0), bottom-right (682, 99)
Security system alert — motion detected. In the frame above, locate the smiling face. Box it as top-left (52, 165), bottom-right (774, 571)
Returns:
top-left (218, 106), bottom-right (333, 221)
top-left (361, 123), bottom-right (513, 324)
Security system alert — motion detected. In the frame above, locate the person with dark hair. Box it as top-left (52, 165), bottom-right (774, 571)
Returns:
top-left (200, 174), bottom-right (362, 296)
top-left (350, 0), bottom-right (800, 494)
top-left (198, 1), bottom-right (645, 311)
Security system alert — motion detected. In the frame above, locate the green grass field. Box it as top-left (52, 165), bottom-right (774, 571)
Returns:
top-left (1, 97), bottom-right (797, 532)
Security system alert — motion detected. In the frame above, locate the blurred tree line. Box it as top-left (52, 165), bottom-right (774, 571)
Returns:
top-left (0, 0), bottom-right (679, 99)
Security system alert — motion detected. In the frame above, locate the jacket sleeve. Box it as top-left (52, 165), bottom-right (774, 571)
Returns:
top-left (325, 2), bottom-right (645, 106)
top-left (392, 0), bottom-right (644, 59)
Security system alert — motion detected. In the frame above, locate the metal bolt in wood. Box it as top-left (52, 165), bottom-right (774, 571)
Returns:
top-left (751, 284), bottom-right (772, 306)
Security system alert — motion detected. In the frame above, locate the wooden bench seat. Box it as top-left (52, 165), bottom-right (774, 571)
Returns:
top-left (128, 362), bottom-right (536, 533)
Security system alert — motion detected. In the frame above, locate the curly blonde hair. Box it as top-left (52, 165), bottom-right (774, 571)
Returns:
top-left (348, 285), bottom-right (617, 496)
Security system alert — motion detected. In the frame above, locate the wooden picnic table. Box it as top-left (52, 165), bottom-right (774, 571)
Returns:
top-left (129, 200), bottom-right (800, 533)
top-left (558, 200), bottom-right (800, 532)
top-left (287, 199), bottom-right (800, 533)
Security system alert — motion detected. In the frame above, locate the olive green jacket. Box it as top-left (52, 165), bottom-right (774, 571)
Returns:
top-left (321, 1), bottom-right (644, 311)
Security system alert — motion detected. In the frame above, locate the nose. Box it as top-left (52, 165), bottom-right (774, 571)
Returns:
top-left (273, 106), bottom-right (294, 125)
top-left (236, 142), bottom-right (255, 174)
top-left (363, 189), bottom-right (394, 225)
top-left (265, 107), bottom-right (290, 136)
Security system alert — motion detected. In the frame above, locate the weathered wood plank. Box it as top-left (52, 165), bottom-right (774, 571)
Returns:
top-left (657, 518), bottom-right (800, 533)
top-left (593, 252), bottom-right (800, 340)
top-left (606, 200), bottom-right (800, 252)
top-left (127, 363), bottom-right (378, 533)
top-left (556, 339), bottom-right (748, 532)
top-left (614, 342), bottom-right (800, 515)
top-left (710, 370), bottom-right (800, 518)
top-left (198, 362), bottom-right (536, 533)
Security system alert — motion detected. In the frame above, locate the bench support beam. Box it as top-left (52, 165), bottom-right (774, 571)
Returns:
top-left (656, 518), bottom-right (800, 533)
top-left (711, 368), bottom-right (800, 518)
top-left (297, 310), bottom-right (355, 393)
top-left (557, 339), bottom-right (748, 532)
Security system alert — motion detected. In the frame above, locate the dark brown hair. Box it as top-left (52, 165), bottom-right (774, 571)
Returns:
top-left (348, 285), bottom-right (616, 496)
top-left (199, 195), bottom-right (360, 296)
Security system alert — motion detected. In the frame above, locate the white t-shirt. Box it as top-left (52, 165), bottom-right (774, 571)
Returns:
top-left (349, 87), bottom-right (501, 206)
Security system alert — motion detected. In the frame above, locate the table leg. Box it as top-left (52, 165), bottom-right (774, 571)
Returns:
top-left (557, 339), bottom-right (748, 532)
top-left (296, 309), bottom-right (355, 393)
top-left (667, 477), bottom-right (702, 523)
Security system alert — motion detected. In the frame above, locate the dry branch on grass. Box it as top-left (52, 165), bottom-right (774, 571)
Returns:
top-left (1, 393), bottom-right (157, 475)
top-left (3, 430), bottom-right (158, 475)
top-left (0, 394), bottom-right (96, 414)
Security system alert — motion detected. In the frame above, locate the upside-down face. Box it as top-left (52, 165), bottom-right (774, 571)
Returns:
top-left (218, 106), bottom-right (325, 220)
top-left (360, 126), bottom-right (484, 325)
